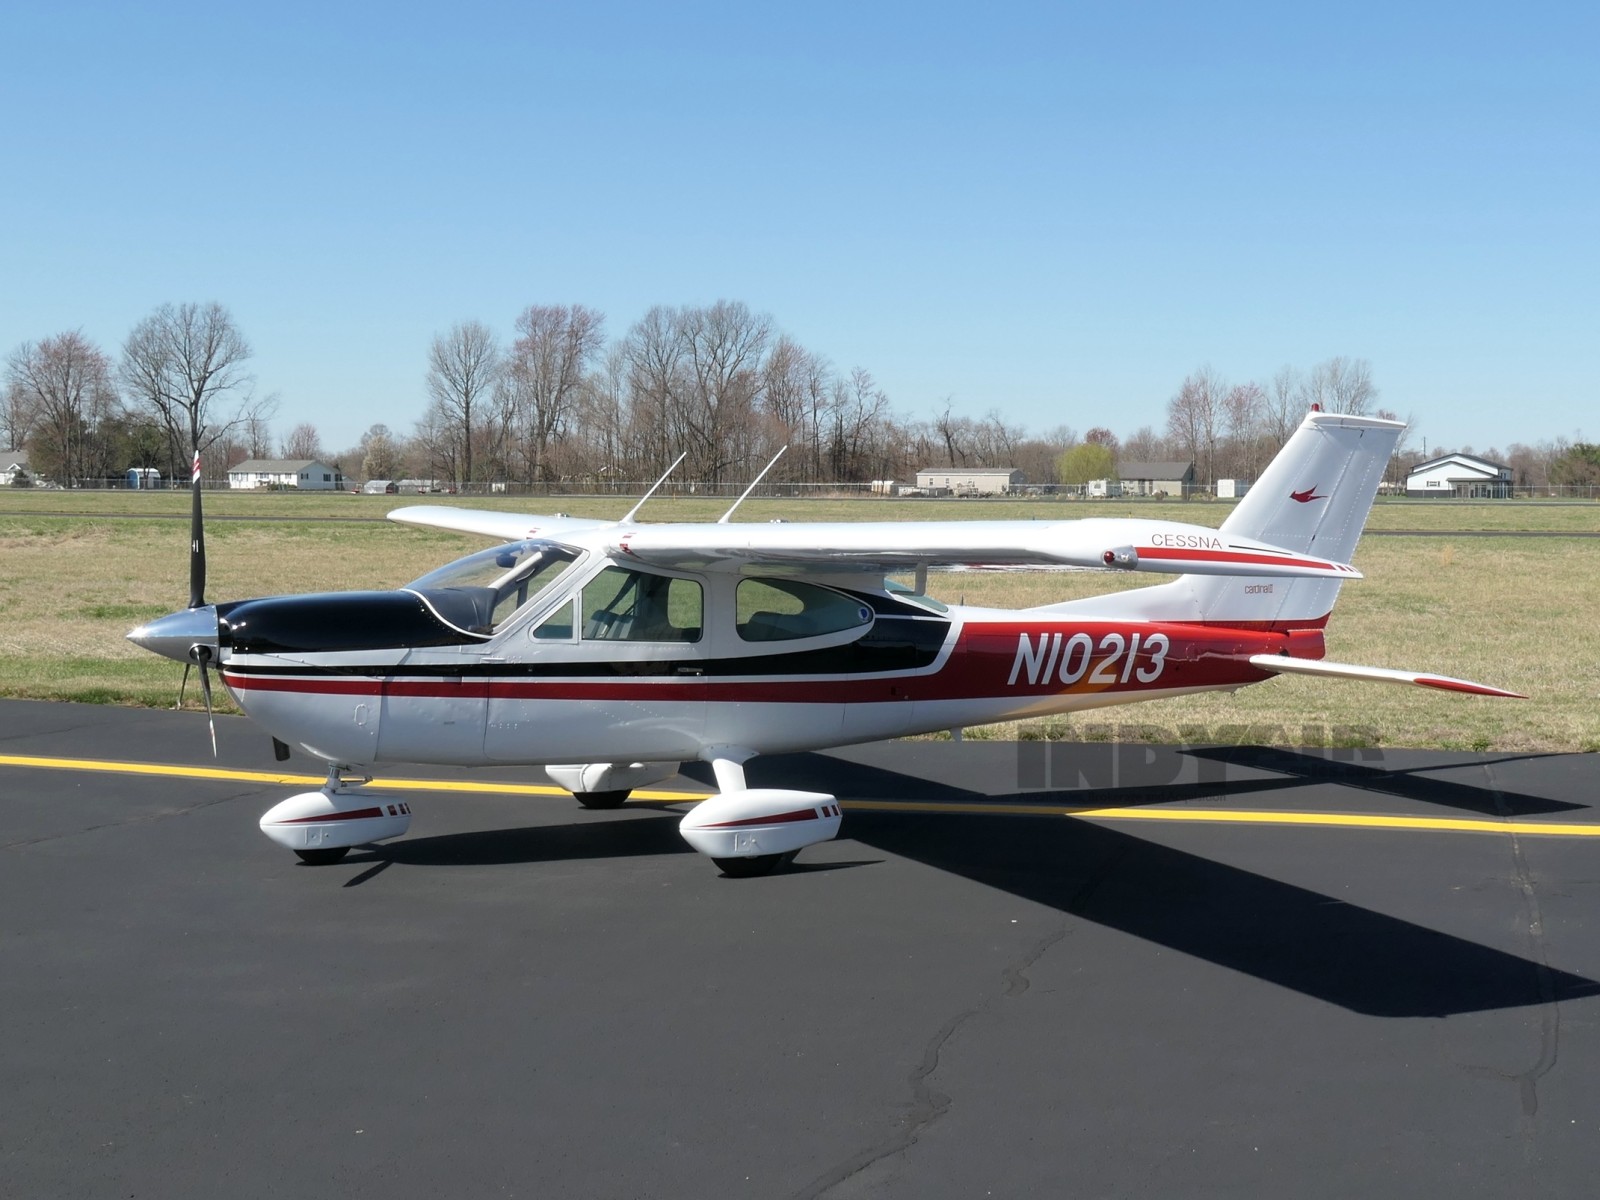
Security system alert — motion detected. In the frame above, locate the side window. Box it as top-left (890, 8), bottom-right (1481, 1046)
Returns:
top-left (532, 598), bottom-right (576, 641)
top-left (736, 579), bottom-right (873, 642)
top-left (582, 566), bottom-right (702, 643)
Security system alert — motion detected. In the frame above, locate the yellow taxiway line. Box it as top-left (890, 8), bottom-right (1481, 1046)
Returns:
top-left (2, 752), bottom-right (1596, 838)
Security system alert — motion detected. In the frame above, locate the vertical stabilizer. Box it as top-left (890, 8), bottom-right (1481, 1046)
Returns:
top-left (1047, 411), bottom-right (1403, 627)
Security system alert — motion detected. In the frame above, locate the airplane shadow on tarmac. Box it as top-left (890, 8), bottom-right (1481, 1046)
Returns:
top-left (339, 744), bottom-right (1599, 1020)
top-left (739, 747), bottom-right (1600, 1020)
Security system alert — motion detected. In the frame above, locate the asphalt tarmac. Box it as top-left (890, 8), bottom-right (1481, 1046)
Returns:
top-left (4, 698), bottom-right (1599, 1199)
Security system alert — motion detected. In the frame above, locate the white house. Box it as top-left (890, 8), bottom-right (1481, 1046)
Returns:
top-left (1405, 453), bottom-right (1512, 498)
top-left (3, 447), bottom-right (28, 486)
top-left (915, 467), bottom-right (1024, 496)
top-left (227, 459), bottom-right (345, 490)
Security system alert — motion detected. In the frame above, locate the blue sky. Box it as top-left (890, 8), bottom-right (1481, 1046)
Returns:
top-left (2, 0), bottom-right (1594, 456)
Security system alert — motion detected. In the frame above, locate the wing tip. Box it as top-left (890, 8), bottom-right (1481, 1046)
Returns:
top-left (1415, 675), bottom-right (1528, 699)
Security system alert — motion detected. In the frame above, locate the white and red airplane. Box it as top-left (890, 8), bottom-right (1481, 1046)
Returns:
top-left (129, 411), bottom-right (1521, 875)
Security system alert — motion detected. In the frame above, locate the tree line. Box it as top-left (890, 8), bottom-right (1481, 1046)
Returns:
top-left (6, 299), bottom-right (1592, 492)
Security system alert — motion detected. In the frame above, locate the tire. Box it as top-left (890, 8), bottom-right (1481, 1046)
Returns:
top-left (294, 846), bottom-right (351, 865)
top-left (712, 851), bottom-right (796, 878)
top-left (574, 789), bottom-right (631, 810)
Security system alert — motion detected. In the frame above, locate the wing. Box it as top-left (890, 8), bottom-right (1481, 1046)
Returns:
top-left (388, 505), bottom-right (612, 543)
top-left (1248, 654), bottom-right (1525, 698)
top-left (606, 517), bottom-right (1362, 579)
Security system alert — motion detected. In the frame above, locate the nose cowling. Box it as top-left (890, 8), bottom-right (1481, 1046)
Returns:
top-left (127, 605), bottom-right (221, 663)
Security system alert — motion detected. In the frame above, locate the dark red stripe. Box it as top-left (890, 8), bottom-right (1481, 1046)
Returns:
top-left (695, 807), bottom-right (822, 829)
top-left (1416, 676), bottom-right (1525, 698)
top-left (1139, 546), bottom-right (1339, 570)
top-left (272, 807), bottom-right (387, 825)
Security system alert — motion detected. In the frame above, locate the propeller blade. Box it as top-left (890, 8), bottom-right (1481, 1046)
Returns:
top-left (189, 447), bottom-right (207, 609)
top-left (178, 660), bottom-right (192, 709)
top-left (194, 646), bottom-right (218, 759)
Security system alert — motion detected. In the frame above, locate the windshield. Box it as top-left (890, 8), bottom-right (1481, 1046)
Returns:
top-left (404, 540), bottom-right (582, 635)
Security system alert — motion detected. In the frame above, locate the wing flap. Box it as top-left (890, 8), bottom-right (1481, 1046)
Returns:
top-left (1248, 654), bottom-right (1525, 698)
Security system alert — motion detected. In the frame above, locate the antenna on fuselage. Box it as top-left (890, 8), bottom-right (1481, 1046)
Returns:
top-left (619, 452), bottom-right (687, 524)
top-left (717, 446), bottom-right (788, 524)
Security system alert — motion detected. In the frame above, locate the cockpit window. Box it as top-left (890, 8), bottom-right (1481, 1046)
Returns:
top-left (404, 540), bottom-right (582, 635)
top-left (736, 579), bottom-right (873, 642)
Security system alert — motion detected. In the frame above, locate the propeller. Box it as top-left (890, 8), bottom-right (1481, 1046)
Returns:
top-left (189, 446), bottom-right (206, 609)
top-left (184, 445), bottom-right (216, 755)
top-left (125, 440), bottom-right (223, 756)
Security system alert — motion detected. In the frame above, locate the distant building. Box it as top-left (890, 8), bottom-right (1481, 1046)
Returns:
top-left (361, 479), bottom-right (398, 494)
top-left (227, 459), bottom-right (345, 490)
top-left (1405, 453), bottom-right (1512, 498)
top-left (126, 467), bottom-right (162, 489)
top-left (3, 447), bottom-right (28, 486)
top-left (1118, 461), bottom-right (1197, 498)
top-left (914, 467), bottom-right (1024, 496)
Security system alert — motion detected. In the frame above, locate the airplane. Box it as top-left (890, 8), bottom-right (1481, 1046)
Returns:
top-left (128, 411), bottom-right (1522, 876)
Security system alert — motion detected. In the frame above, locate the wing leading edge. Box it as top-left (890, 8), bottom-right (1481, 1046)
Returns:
top-left (606, 517), bottom-right (1360, 579)
top-left (388, 505), bottom-right (611, 543)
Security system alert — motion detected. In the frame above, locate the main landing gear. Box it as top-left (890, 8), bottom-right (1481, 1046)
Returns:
top-left (254, 756), bottom-right (845, 878)
top-left (258, 763), bottom-right (411, 866)
top-left (572, 789), bottom-right (631, 810)
top-left (552, 755), bottom-right (846, 876)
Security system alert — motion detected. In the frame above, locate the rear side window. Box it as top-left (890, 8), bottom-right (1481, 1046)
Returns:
top-left (736, 579), bottom-right (873, 642)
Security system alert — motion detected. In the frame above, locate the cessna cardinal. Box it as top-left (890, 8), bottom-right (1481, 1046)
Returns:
top-left (128, 412), bottom-right (1521, 876)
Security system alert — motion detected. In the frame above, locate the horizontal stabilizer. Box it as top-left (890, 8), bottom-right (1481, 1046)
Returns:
top-left (1248, 654), bottom-right (1525, 698)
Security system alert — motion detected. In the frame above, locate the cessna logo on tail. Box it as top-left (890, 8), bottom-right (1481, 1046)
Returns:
top-left (1290, 486), bottom-right (1326, 503)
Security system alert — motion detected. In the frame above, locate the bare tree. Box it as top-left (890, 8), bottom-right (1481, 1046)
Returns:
top-left (1121, 425), bottom-right (1167, 463)
top-left (933, 400), bottom-right (972, 466)
top-left (3, 370), bottom-right (37, 450)
top-left (240, 394), bottom-right (277, 459)
top-left (676, 300), bottom-right (771, 483)
top-left (1306, 356), bottom-right (1377, 415)
top-left (5, 332), bottom-right (120, 483)
top-left (359, 423), bottom-right (402, 481)
top-left (1264, 366), bottom-right (1304, 449)
top-left (1166, 366), bottom-right (1225, 486)
top-left (827, 367), bottom-right (892, 480)
top-left (760, 336), bottom-right (832, 482)
top-left (620, 302), bottom-right (772, 484)
top-left (1221, 381), bottom-right (1267, 480)
top-left (571, 344), bottom-right (633, 483)
top-left (120, 302), bottom-right (254, 480)
top-left (425, 320), bottom-right (502, 485)
top-left (280, 421), bottom-right (324, 461)
top-left (501, 304), bottom-right (605, 484)
top-left (1083, 427), bottom-right (1119, 454)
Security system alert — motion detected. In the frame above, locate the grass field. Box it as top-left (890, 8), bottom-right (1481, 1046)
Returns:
top-left (1, 491), bottom-right (1596, 752)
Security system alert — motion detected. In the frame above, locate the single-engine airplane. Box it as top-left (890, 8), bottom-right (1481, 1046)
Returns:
top-left (129, 411), bottom-right (1521, 875)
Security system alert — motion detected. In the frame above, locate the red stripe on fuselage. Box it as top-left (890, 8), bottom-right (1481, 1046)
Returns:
top-left (221, 616), bottom-right (1313, 706)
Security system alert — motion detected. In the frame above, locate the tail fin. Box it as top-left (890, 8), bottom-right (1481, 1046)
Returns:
top-left (1053, 411), bottom-right (1403, 628)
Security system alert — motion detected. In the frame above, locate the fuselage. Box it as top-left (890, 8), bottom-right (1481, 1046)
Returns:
top-left (202, 544), bottom-right (1325, 769)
